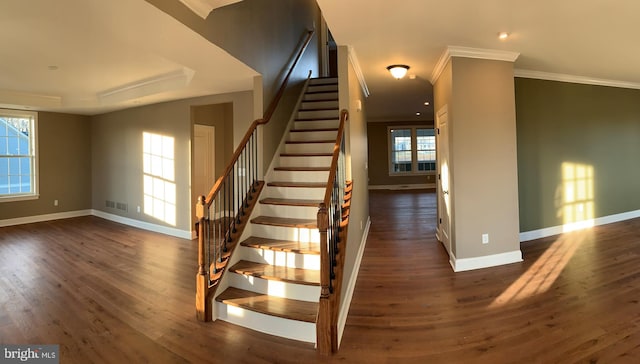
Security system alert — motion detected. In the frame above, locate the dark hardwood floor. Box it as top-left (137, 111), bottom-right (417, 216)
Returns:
top-left (2, 190), bottom-right (640, 363)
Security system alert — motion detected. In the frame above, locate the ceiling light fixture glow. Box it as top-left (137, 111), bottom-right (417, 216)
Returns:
top-left (387, 64), bottom-right (410, 79)
top-left (498, 32), bottom-right (510, 40)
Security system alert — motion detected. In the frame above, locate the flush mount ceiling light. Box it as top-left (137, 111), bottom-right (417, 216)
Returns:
top-left (498, 32), bottom-right (510, 40)
top-left (387, 64), bottom-right (410, 79)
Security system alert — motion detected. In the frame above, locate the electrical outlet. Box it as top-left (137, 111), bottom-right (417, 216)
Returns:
top-left (482, 233), bottom-right (489, 244)
top-left (54, 199), bottom-right (58, 206)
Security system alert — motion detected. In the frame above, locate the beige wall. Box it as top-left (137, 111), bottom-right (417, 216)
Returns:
top-left (449, 57), bottom-right (520, 259)
top-left (433, 61), bottom-right (455, 255)
top-left (337, 46), bottom-right (370, 307)
top-left (434, 57), bottom-right (520, 262)
top-left (91, 91), bottom-right (252, 233)
top-left (367, 121), bottom-right (436, 187)
top-left (190, 102), bottom-right (234, 225)
top-left (0, 112), bottom-right (92, 220)
top-left (146, 0), bottom-right (322, 174)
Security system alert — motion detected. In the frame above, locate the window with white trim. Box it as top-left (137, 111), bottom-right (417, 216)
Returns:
top-left (389, 127), bottom-right (435, 175)
top-left (0, 109), bottom-right (38, 201)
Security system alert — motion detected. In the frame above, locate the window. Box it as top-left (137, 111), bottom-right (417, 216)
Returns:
top-left (143, 132), bottom-right (176, 226)
top-left (0, 109), bottom-right (38, 201)
top-left (389, 127), bottom-right (435, 174)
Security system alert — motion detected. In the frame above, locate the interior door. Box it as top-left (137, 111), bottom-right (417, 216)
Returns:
top-left (194, 125), bottom-right (215, 199)
top-left (436, 107), bottom-right (452, 253)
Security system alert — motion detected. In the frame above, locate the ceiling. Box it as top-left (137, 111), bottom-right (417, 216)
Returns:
top-left (6, 1), bottom-right (640, 121)
top-left (317, 0), bottom-right (640, 122)
top-left (0, 0), bottom-right (257, 115)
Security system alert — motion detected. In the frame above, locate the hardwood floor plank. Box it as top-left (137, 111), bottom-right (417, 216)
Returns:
top-left (2, 190), bottom-right (640, 362)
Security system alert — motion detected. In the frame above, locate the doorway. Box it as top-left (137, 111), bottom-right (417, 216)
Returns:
top-left (193, 125), bottom-right (215, 201)
top-left (436, 106), bottom-right (451, 254)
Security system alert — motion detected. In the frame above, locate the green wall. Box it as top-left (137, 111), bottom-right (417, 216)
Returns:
top-left (515, 78), bottom-right (640, 232)
top-left (0, 112), bottom-right (91, 220)
top-left (367, 121), bottom-right (436, 187)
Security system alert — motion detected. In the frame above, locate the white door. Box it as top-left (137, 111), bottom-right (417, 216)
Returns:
top-left (194, 125), bottom-right (215, 199)
top-left (436, 107), bottom-right (452, 253)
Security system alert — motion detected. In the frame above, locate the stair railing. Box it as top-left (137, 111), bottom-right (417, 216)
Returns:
top-left (317, 109), bottom-right (349, 354)
top-left (196, 29), bottom-right (315, 322)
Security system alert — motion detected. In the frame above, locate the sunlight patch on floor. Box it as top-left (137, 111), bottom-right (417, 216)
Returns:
top-left (490, 230), bottom-right (591, 308)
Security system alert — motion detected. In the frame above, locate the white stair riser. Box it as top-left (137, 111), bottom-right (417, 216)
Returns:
top-left (303, 92), bottom-right (338, 101)
top-left (300, 100), bottom-right (338, 110)
top-left (262, 186), bottom-right (325, 200)
top-left (216, 302), bottom-right (316, 343)
top-left (259, 204), bottom-right (318, 220)
top-left (293, 120), bottom-right (340, 130)
top-left (309, 78), bottom-right (337, 85)
top-left (306, 84), bottom-right (338, 93)
top-left (279, 155), bottom-right (332, 168)
top-left (239, 245), bottom-right (321, 270)
top-left (228, 273), bottom-right (320, 302)
top-left (297, 109), bottom-right (339, 120)
top-left (271, 169), bottom-right (329, 182)
top-left (284, 143), bottom-right (334, 154)
top-left (289, 131), bottom-right (337, 143)
top-left (251, 224), bottom-right (321, 244)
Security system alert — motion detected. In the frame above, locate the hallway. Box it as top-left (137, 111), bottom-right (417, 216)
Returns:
top-left (335, 189), bottom-right (640, 363)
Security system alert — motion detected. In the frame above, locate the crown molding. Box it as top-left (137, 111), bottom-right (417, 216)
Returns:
top-left (97, 68), bottom-right (195, 105)
top-left (0, 90), bottom-right (62, 109)
top-left (348, 46), bottom-right (370, 98)
top-left (431, 46), bottom-right (520, 84)
top-left (514, 69), bottom-right (640, 90)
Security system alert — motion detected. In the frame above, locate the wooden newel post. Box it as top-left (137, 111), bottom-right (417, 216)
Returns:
top-left (196, 195), bottom-right (212, 322)
top-left (316, 203), bottom-right (333, 354)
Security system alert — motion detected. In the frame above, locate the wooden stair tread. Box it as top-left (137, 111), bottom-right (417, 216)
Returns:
top-left (299, 107), bottom-right (339, 112)
top-left (285, 140), bottom-right (335, 144)
top-left (240, 236), bottom-right (320, 255)
top-left (251, 216), bottom-right (317, 229)
top-left (274, 166), bottom-right (329, 171)
top-left (267, 181), bottom-right (326, 188)
top-left (290, 128), bottom-right (338, 133)
top-left (230, 260), bottom-right (320, 286)
top-left (216, 287), bottom-right (318, 323)
top-left (260, 198), bottom-right (322, 207)
top-left (295, 117), bottom-right (339, 122)
top-left (280, 152), bottom-right (333, 157)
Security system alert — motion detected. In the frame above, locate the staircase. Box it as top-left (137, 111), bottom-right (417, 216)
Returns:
top-left (214, 77), bottom-right (340, 343)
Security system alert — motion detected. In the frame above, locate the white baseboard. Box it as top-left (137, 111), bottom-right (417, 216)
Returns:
top-left (449, 250), bottom-right (523, 272)
top-left (0, 210), bottom-right (93, 227)
top-left (337, 216), bottom-right (371, 348)
top-left (369, 183), bottom-right (436, 190)
top-left (1, 208), bottom-right (193, 240)
top-left (91, 210), bottom-right (192, 240)
top-left (519, 209), bottom-right (640, 242)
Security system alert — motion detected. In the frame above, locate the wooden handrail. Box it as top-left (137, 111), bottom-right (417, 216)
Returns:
top-left (204, 29), bottom-right (315, 205)
top-left (316, 108), bottom-right (349, 355)
top-left (322, 109), bottom-right (349, 206)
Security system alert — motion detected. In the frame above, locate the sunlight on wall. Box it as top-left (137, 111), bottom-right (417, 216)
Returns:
top-left (143, 132), bottom-right (176, 226)
top-left (490, 162), bottom-right (595, 308)
top-left (560, 162), bottom-right (594, 232)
